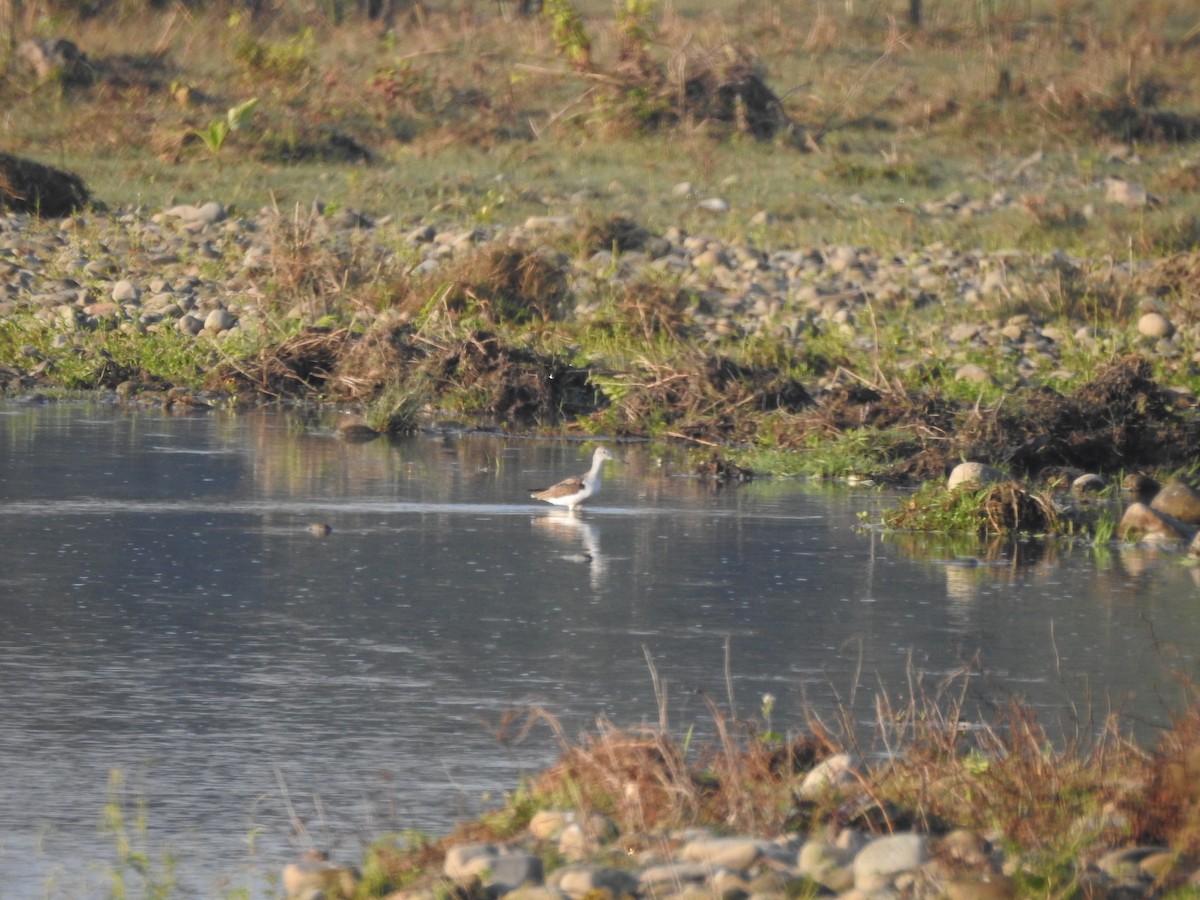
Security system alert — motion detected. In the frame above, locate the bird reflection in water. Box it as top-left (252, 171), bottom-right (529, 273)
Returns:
top-left (532, 512), bottom-right (608, 589)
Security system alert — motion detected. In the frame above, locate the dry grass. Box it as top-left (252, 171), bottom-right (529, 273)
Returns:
top-left (364, 650), bottom-right (1200, 895)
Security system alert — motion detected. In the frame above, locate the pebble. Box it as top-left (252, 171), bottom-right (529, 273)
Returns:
top-left (953, 362), bottom-right (994, 385)
top-left (1138, 311), bottom-right (1175, 339)
top-left (294, 813), bottom-right (1186, 900)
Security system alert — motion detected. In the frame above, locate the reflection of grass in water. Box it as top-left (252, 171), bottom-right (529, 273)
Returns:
top-left (100, 769), bottom-right (177, 900)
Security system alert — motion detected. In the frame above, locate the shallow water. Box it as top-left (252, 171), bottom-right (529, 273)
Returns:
top-left (0, 402), bottom-right (1197, 896)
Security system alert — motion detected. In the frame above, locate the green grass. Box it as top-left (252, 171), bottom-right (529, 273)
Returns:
top-left (2, 0), bottom-right (1199, 258)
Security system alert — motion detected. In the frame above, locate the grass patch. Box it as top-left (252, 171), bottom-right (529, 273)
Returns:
top-left (882, 480), bottom-right (1061, 536)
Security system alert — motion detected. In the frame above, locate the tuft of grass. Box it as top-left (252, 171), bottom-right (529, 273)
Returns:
top-left (363, 379), bottom-right (428, 434)
top-left (882, 480), bottom-right (1060, 536)
top-left (100, 769), bottom-right (178, 900)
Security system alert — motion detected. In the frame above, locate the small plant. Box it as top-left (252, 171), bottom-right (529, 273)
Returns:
top-left (364, 379), bottom-right (428, 434)
top-left (543, 0), bottom-right (591, 70)
top-left (615, 0), bottom-right (656, 66)
top-left (231, 22), bottom-right (316, 80)
top-left (1091, 509), bottom-right (1117, 545)
top-left (194, 98), bottom-right (260, 159)
top-left (759, 692), bottom-right (781, 744)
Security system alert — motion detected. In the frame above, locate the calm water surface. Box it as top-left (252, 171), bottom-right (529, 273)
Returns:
top-left (1, 402), bottom-right (1197, 897)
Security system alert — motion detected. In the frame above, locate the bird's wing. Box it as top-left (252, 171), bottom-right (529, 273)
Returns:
top-left (534, 475), bottom-right (586, 497)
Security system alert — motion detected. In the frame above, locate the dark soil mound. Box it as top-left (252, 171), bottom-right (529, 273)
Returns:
top-left (0, 153), bottom-right (90, 217)
top-left (961, 354), bottom-right (1194, 476)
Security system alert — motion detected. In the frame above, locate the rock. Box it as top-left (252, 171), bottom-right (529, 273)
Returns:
top-left (552, 865), bottom-right (640, 899)
top-left (505, 888), bottom-right (570, 900)
top-left (1119, 502), bottom-right (1193, 543)
top-left (1137, 311), bottom-right (1175, 339)
top-left (17, 38), bottom-right (89, 83)
top-left (852, 833), bottom-right (929, 891)
top-left (1122, 473), bottom-right (1161, 504)
top-left (1150, 478), bottom-right (1200, 524)
top-left (111, 279), bottom-right (140, 302)
top-left (678, 836), bottom-right (763, 870)
top-left (282, 850), bottom-right (359, 899)
top-left (486, 851), bottom-right (544, 891)
top-left (947, 462), bottom-right (1005, 490)
top-left (639, 862), bottom-right (711, 890)
top-left (444, 843), bottom-right (498, 880)
top-left (203, 307), bottom-right (237, 333)
top-left (177, 313), bottom-right (205, 336)
top-left (698, 198), bottom-right (729, 213)
top-left (1071, 473), bottom-right (1106, 494)
top-left (797, 752), bottom-right (856, 801)
top-left (954, 362), bottom-right (995, 385)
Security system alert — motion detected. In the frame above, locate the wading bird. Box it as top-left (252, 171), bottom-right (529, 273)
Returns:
top-left (530, 447), bottom-right (613, 511)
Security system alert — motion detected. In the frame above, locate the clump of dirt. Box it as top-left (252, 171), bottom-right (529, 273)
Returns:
top-left (210, 324), bottom-right (602, 425)
top-left (206, 328), bottom-right (353, 398)
top-left (0, 152), bottom-right (90, 217)
top-left (979, 482), bottom-right (1059, 534)
top-left (430, 331), bottom-right (599, 422)
top-left (612, 354), bottom-right (812, 443)
top-left (774, 355), bottom-right (1196, 484)
top-left (423, 245), bottom-right (572, 325)
top-left (594, 44), bottom-right (797, 141)
top-left (960, 354), bottom-right (1193, 476)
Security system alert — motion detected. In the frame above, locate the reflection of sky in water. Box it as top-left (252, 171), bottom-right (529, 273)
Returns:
top-left (0, 403), bottom-right (1196, 895)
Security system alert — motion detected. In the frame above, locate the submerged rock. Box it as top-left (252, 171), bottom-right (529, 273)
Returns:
top-left (1119, 502), bottom-right (1194, 543)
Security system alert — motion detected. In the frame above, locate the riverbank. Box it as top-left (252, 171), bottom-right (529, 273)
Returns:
top-left (3, 200), bottom-right (1200, 492)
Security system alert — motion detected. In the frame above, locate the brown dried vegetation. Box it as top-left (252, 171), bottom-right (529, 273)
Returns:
top-left (366, 664), bottom-right (1200, 896)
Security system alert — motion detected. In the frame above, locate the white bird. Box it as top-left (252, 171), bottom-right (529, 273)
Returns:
top-left (530, 447), bottom-right (613, 511)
